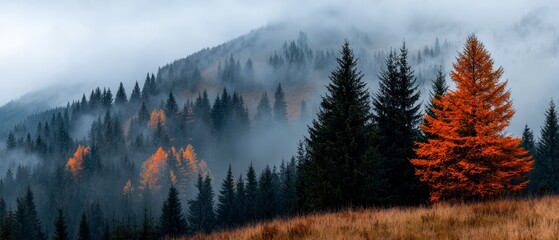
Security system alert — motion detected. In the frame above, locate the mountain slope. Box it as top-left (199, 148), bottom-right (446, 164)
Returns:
top-left (185, 197), bottom-right (559, 240)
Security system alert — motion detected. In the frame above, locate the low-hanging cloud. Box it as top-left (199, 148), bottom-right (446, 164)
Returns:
top-left (0, 0), bottom-right (558, 137)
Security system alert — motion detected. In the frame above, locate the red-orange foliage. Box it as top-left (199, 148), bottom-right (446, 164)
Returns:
top-left (411, 35), bottom-right (533, 203)
top-left (67, 145), bottom-right (90, 178)
top-left (140, 147), bottom-right (168, 191)
top-left (148, 109), bottom-right (165, 128)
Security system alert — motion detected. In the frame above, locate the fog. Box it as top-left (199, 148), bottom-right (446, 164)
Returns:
top-left (1, 0), bottom-right (558, 137)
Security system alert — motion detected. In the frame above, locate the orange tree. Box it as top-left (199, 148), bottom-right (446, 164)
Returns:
top-left (411, 35), bottom-right (533, 202)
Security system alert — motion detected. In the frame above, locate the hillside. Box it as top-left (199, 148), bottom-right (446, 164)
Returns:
top-left (185, 197), bottom-right (559, 240)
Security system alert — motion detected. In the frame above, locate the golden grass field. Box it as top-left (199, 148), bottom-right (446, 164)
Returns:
top-left (181, 197), bottom-right (559, 240)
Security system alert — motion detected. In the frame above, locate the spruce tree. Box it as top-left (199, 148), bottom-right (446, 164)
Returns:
top-left (373, 42), bottom-right (426, 205)
top-left (15, 187), bottom-right (44, 240)
top-left (130, 81), bottom-right (142, 103)
top-left (53, 209), bottom-right (68, 240)
top-left (164, 91), bottom-right (179, 118)
top-left (139, 208), bottom-right (156, 240)
top-left (257, 166), bottom-right (277, 220)
top-left (115, 82), bottom-right (127, 106)
top-left (138, 102), bottom-right (150, 124)
top-left (216, 165), bottom-right (236, 229)
top-left (521, 125), bottom-right (536, 156)
top-left (273, 83), bottom-right (288, 123)
top-left (6, 132), bottom-right (16, 150)
top-left (187, 174), bottom-right (215, 234)
top-left (531, 101), bottom-right (559, 194)
top-left (234, 174), bottom-right (246, 225)
top-left (0, 211), bottom-right (15, 240)
top-left (424, 68), bottom-right (448, 135)
top-left (255, 92), bottom-right (272, 127)
top-left (299, 41), bottom-right (379, 211)
top-left (77, 212), bottom-right (90, 240)
top-left (245, 163), bottom-right (258, 222)
top-left (159, 185), bottom-right (187, 237)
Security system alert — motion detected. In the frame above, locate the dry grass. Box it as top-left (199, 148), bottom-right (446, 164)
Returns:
top-left (179, 196), bottom-right (559, 240)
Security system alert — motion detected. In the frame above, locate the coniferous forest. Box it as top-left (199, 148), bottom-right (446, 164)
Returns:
top-left (0, 2), bottom-right (558, 239)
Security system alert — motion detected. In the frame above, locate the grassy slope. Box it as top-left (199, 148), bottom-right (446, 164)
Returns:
top-left (182, 197), bottom-right (559, 240)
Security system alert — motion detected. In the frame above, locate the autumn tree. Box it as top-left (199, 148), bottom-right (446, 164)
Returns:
top-left (140, 147), bottom-right (169, 191)
top-left (412, 35), bottom-right (533, 202)
top-left (530, 101), bottom-right (559, 194)
top-left (67, 145), bottom-right (90, 179)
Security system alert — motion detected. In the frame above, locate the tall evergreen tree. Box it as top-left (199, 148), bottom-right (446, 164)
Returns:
top-left (245, 163), bottom-right (258, 222)
top-left (115, 82), bottom-right (128, 105)
top-left (164, 91), bottom-right (179, 118)
top-left (6, 132), bottom-right (16, 150)
top-left (130, 81), bottom-right (142, 103)
top-left (273, 83), bottom-right (288, 123)
top-left (372, 43), bottom-right (426, 205)
top-left (255, 92), bottom-right (272, 126)
top-left (187, 174), bottom-right (215, 234)
top-left (15, 187), bottom-right (44, 240)
top-left (216, 165), bottom-right (236, 229)
top-left (159, 185), bottom-right (187, 237)
top-left (53, 209), bottom-right (68, 240)
top-left (234, 174), bottom-right (246, 225)
top-left (257, 166), bottom-right (277, 220)
top-left (77, 212), bottom-right (90, 240)
top-left (0, 211), bottom-right (15, 240)
top-left (299, 41), bottom-right (379, 211)
top-left (423, 68), bottom-right (448, 136)
top-left (521, 125), bottom-right (536, 156)
top-left (138, 102), bottom-right (150, 124)
top-left (139, 208), bottom-right (156, 240)
top-left (101, 88), bottom-right (113, 108)
top-left (531, 101), bottom-right (559, 194)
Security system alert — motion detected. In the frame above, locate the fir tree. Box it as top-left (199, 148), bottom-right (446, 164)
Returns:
top-left (138, 102), bottom-right (150, 124)
top-left (520, 125), bottom-right (535, 156)
top-left (101, 88), bottom-right (113, 108)
top-left (255, 92), bottom-right (272, 126)
top-left (115, 82), bottom-right (128, 105)
top-left (130, 81), bottom-right (142, 103)
top-left (164, 91), bottom-right (179, 118)
top-left (139, 208), bottom-right (156, 240)
top-left (245, 163), bottom-right (258, 222)
top-left (273, 83), bottom-right (288, 123)
top-left (77, 212), bottom-right (90, 240)
top-left (53, 209), bottom-right (68, 240)
top-left (531, 101), bottom-right (559, 194)
top-left (159, 185), bottom-right (187, 237)
top-left (234, 174), bottom-right (246, 225)
top-left (6, 132), bottom-right (16, 150)
top-left (373, 42), bottom-right (426, 205)
top-left (216, 165), bottom-right (236, 229)
top-left (299, 41), bottom-right (379, 211)
top-left (257, 166), bottom-right (277, 220)
top-left (187, 174), bottom-right (215, 234)
top-left (423, 68), bottom-right (448, 137)
top-left (15, 187), bottom-right (44, 240)
top-left (0, 212), bottom-right (15, 240)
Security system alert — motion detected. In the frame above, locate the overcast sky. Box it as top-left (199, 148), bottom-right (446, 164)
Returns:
top-left (1, 0), bottom-right (558, 136)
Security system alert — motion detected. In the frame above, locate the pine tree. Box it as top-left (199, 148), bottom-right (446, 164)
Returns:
top-left (142, 73), bottom-right (151, 101)
top-left (15, 187), bottom-right (44, 240)
top-left (115, 82), bottom-right (128, 105)
top-left (273, 83), bottom-right (288, 123)
top-left (130, 81), bottom-right (142, 103)
top-left (53, 209), bottom-right (68, 240)
top-left (77, 212), bottom-right (90, 240)
top-left (164, 91), bottom-right (179, 118)
top-left (101, 88), bottom-right (113, 108)
top-left (256, 166), bottom-right (277, 220)
top-left (6, 132), bottom-right (16, 150)
top-left (245, 163), bottom-right (258, 222)
top-left (373, 42), bottom-right (425, 205)
top-left (234, 174), bottom-right (246, 225)
top-left (138, 102), bottom-right (150, 124)
top-left (0, 212), bottom-right (15, 240)
top-left (187, 174), bottom-right (215, 234)
top-left (412, 35), bottom-right (533, 202)
top-left (159, 185), bottom-right (187, 237)
top-left (255, 92), bottom-right (272, 127)
top-left (216, 165), bottom-right (236, 229)
top-left (520, 125), bottom-right (535, 156)
top-left (531, 101), bottom-right (559, 194)
top-left (299, 41), bottom-right (379, 211)
top-left (139, 208), bottom-right (156, 240)
top-left (423, 68), bottom-right (448, 138)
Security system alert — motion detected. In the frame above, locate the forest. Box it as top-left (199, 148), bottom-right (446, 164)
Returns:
top-left (0, 30), bottom-right (554, 240)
